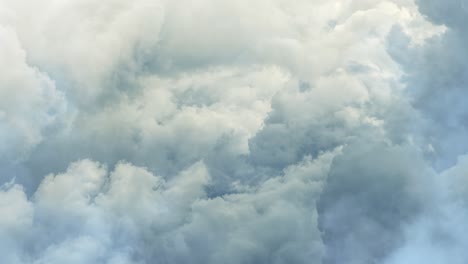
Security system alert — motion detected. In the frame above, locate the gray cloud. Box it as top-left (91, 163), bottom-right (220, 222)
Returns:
top-left (318, 142), bottom-right (435, 263)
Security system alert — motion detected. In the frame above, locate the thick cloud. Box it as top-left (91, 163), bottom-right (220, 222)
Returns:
top-left (0, 149), bottom-right (337, 263)
top-left (0, 26), bottom-right (65, 159)
top-left (318, 142), bottom-right (435, 263)
top-left (382, 153), bottom-right (468, 264)
top-left (1, 0), bottom-right (467, 263)
top-left (0, 25), bottom-right (67, 185)
top-left (5, 0), bottom-right (434, 190)
top-left (388, 0), bottom-right (468, 169)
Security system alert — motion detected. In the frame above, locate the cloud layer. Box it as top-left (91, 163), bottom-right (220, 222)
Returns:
top-left (0, 0), bottom-right (466, 263)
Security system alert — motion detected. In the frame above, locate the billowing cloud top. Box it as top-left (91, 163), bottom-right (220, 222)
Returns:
top-left (0, 0), bottom-right (466, 263)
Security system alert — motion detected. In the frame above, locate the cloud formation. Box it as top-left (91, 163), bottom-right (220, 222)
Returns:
top-left (0, 0), bottom-right (467, 263)
top-left (1, 149), bottom-right (338, 263)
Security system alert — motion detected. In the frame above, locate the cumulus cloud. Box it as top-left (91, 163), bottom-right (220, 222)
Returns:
top-left (0, 149), bottom-right (337, 263)
top-left (1, 0), bottom-right (467, 263)
top-left (0, 26), bottom-right (65, 158)
top-left (0, 24), bottom-right (67, 186)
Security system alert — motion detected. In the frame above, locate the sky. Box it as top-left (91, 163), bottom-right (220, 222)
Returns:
top-left (0, 0), bottom-right (467, 263)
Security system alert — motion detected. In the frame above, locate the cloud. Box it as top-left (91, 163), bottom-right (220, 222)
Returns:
top-left (387, 0), bottom-right (468, 169)
top-left (19, 0), bottom-right (428, 187)
top-left (0, 26), bottom-right (66, 159)
top-left (318, 142), bottom-right (435, 263)
top-left (0, 148), bottom-right (338, 263)
top-left (0, 24), bottom-right (67, 186)
top-left (1, 0), bottom-right (466, 263)
top-left (382, 153), bottom-right (468, 264)
top-left (0, 0), bottom-right (165, 105)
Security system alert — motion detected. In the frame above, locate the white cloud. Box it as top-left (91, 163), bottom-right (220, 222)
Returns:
top-left (1, 0), bottom-right (464, 263)
top-left (0, 148), bottom-right (338, 263)
top-left (0, 25), bottom-right (66, 163)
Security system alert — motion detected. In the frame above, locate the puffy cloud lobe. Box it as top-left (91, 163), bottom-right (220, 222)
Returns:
top-left (0, 26), bottom-right (65, 159)
top-left (0, 25), bottom-right (67, 187)
top-left (0, 0), bottom-right (165, 105)
top-left (23, 65), bottom-right (288, 187)
top-left (0, 183), bottom-right (33, 264)
top-left (0, 149), bottom-right (337, 264)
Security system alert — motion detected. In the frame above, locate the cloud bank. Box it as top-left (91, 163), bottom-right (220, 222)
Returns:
top-left (0, 0), bottom-right (466, 263)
